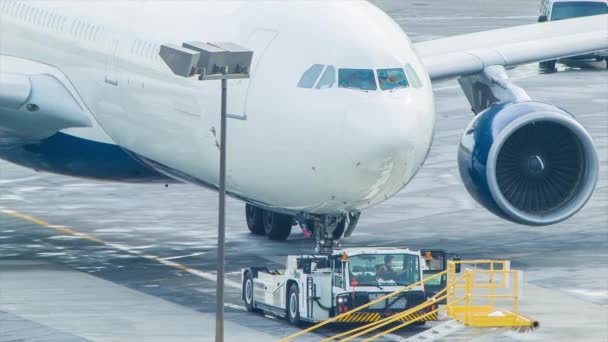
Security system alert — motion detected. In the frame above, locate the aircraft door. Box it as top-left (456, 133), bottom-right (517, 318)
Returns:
top-left (227, 29), bottom-right (278, 119)
top-left (98, 1), bottom-right (146, 147)
top-left (99, 36), bottom-right (128, 134)
top-left (104, 39), bottom-right (120, 88)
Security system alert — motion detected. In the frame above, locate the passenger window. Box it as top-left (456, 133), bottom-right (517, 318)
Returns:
top-left (297, 64), bottom-right (324, 88)
top-left (338, 69), bottom-right (377, 91)
top-left (377, 68), bottom-right (408, 91)
top-left (404, 64), bottom-right (423, 88)
top-left (316, 66), bottom-right (335, 89)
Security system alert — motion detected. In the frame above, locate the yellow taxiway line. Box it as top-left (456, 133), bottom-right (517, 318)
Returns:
top-left (0, 207), bottom-right (242, 289)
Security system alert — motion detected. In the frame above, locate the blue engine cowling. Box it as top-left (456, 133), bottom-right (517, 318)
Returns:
top-left (458, 101), bottom-right (598, 226)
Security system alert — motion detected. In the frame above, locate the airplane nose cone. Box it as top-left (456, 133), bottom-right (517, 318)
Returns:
top-left (339, 93), bottom-right (434, 209)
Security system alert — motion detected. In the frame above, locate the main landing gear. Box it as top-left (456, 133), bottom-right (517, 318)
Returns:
top-left (246, 203), bottom-right (293, 241)
top-left (245, 203), bottom-right (361, 252)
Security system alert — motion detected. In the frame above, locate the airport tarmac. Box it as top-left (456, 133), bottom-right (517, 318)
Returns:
top-left (1, 0), bottom-right (607, 341)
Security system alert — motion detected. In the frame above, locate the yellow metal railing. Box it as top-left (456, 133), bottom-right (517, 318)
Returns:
top-left (278, 271), bottom-right (446, 342)
top-left (280, 260), bottom-right (538, 341)
top-left (322, 274), bottom-right (467, 342)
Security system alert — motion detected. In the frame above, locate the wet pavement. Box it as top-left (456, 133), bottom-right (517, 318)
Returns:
top-left (1, 0), bottom-right (607, 341)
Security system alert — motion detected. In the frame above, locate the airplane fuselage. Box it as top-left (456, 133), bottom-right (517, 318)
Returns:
top-left (0, 1), bottom-right (435, 214)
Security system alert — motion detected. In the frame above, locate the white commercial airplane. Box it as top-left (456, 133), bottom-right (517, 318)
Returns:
top-left (0, 1), bottom-right (606, 248)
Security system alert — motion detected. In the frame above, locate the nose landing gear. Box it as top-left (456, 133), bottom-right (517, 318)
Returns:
top-left (245, 203), bottom-right (361, 251)
top-left (298, 212), bottom-right (361, 253)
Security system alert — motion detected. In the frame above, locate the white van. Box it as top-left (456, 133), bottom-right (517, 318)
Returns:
top-left (538, 0), bottom-right (608, 69)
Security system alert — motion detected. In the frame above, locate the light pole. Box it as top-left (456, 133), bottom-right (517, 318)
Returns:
top-left (160, 41), bottom-right (253, 342)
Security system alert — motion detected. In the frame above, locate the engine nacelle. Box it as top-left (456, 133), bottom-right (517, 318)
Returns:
top-left (458, 101), bottom-right (598, 226)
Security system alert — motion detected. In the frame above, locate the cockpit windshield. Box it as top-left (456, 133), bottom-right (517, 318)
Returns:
top-left (297, 64), bottom-right (324, 88)
top-left (552, 1), bottom-right (608, 20)
top-left (300, 66), bottom-right (414, 92)
top-left (338, 69), bottom-right (377, 91)
top-left (349, 253), bottom-right (420, 287)
top-left (377, 68), bottom-right (409, 90)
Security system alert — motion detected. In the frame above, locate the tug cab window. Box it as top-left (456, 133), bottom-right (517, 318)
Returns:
top-left (297, 64), bottom-right (324, 88)
top-left (348, 253), bottom-right (420, 286)
top-left (338, 69), bottom-right (377, 91)
top-left (333, 257), bottom-right (344, 288)
top-left (377, 68), bottom-right (409, 90)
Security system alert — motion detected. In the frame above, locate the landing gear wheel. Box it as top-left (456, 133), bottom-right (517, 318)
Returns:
top-left (246, 204), bottom-right (265, 235)
top-left (539, 60), bottom-right (556, 71)
top-left (263, 211), bottom-right (292, 241)
top-left (243, 272), bottom-right (260, 312)
top-left (287, 283), bottom-right (301, 325)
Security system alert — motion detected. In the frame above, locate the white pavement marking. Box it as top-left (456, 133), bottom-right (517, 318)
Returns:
top-left (0, 175), bottom-right (42, 184)
top-left (162, 252), bottom-right (208, 260)
top-left (398, 321), bottom-right (466, 342)
top-left (385, 333), bottom-right (405, 341)
top-left (105, 242), bottom-right (243, 289)
top-left (564, 288), bottom-right (608, 299)
top-left (224, 303), bottom-right (247, 311)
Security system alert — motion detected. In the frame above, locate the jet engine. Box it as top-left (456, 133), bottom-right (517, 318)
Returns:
top-left (458, 101), bottom-right (598, 226)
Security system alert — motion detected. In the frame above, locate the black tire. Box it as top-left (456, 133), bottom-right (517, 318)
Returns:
top-left (243, 272), bottom-right (259, 312)
top-left (287, 283), bottom-right (301, 325)
top-left (263, 210), bottom-right (292, 241)
top-left (539, 60), bottom-right (556, 71)
top-left (413, 321), bottom-right (426, 326)
top-left (246, 204), bottom-right (265, 235)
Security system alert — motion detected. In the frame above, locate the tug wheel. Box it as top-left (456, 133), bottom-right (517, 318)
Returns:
top-left (243, 272), bottom-right (261, 313)
top-left (287, 283), bottom-right (301, 325)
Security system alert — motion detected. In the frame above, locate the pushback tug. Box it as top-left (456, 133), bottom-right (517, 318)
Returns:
top-left (242, 247), bottom-right (451, 325)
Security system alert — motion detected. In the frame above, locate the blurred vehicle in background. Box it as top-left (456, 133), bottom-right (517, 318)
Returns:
top-left (538, 0), bottom-right (608, 70)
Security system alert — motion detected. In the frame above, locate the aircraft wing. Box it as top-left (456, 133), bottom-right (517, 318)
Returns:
top-left (415, 14), bottom-right (608, 82)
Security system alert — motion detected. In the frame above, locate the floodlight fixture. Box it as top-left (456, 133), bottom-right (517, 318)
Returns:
top-left (160, 41), bottom-right (252, 79)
